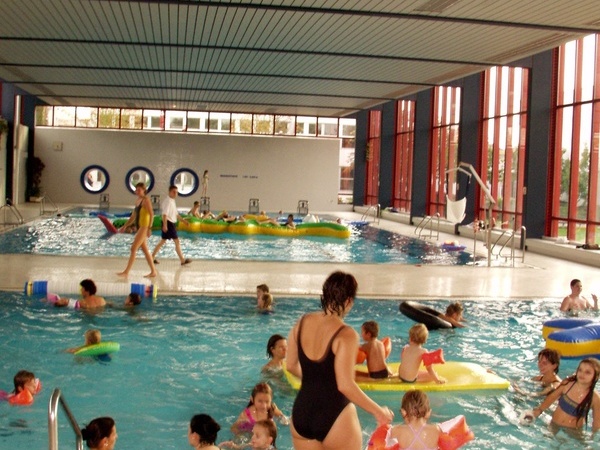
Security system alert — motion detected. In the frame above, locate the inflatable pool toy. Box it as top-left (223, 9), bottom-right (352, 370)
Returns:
top-left (543, 318), bottom-right (600, 359)
top-left (422, 348), bottom-right (445, 366)
top-left (366, 416), bottom-right (474, 450)
top-left (110, 216), bottom-right (351, 239)
top-left (284, 361), bottom-right (509, 392)
top-left (74, 342), bottom-right (120, 357)
top-left (1, 378), bottom-right (42, 406)
top-left (399, 301), bottom-right (453, 330)
top-left (440, 240), bottom-right (467, 252)
top-left (366, 424), bottom-right (399, 450)
top-left (25, 280), bottom-right (157, 298)
top-left (98, 215), bottom-right (118, 233)
top-left (357, 336), bottom-right (391, 364)
top-left (438, 415), bottom-right (475, 450)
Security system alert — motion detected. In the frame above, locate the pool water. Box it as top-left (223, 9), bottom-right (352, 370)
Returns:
top-left (0, 209), bottom-right (479, 265)
top-left (0, 292), bottom-right (597, 449)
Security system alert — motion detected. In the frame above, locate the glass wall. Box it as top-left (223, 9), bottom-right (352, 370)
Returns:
top-left (428, 86), bottom-right (461, 216)
top-left (480, 66), bottom-right (529, 230)
top-left (392, 100), bottom-right (415, 212)
top-left (550, 34), bottom-right (600, 244)
top-left (364, 110), bottom-right (382, 205)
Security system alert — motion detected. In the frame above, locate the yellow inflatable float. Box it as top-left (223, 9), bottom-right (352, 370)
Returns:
top-left (111, 216), bottom-right (351, 239)
top-left (283, 361), bottom-right (509, 392)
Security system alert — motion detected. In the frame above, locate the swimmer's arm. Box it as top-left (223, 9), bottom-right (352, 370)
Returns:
top-left (591, 293), bottom-right (598, 311)
top-left (230, 410), bottom-right (248, 434)
top-left (533, 385), bottom-right (563, 417)
top-left (440, 314), bottom-right (465, 328)
top-left (272, 404), bottom-right (289, 425)
top-left (559, 296), bottom-right (571, 312)
top-left (425, 363), bottom-right (445, 384)
top-left (591, 392), bottom-right (600, 432)
top-left (54, 297), bottom-right (69, 307)
top-left (286, 322), bottom-right (302, 378)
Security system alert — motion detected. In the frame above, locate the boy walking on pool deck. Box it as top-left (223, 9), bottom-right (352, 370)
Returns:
top-left (152, 185), bottom-right (191, 266)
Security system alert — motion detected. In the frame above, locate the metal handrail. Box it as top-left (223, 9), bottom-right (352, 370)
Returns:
top-left (41, 195), bottom-right (59, 215)
top-left (48, 388), bottom-right (83, 450)
top-left (490, 226), bottom-right (526, 267)
top-left (360, 204), bottom-right (380, 224)
top-left (0, 198), bottom-right (24, 225)
top-left (414, 213), bottom-right (440, 240)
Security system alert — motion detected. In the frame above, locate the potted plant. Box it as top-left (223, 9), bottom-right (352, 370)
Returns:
top-left (27, 156), bottom-right (45, 202)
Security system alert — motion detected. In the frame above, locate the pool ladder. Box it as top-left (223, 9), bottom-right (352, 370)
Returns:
top-left (414, 213), bottom-right (440, 240)
top-left (488, 226), bottom-right (526, 267)
top-left (360, 204), bottom-right (380, 224)
top-left (0, 198), bottom-right (24, 226)
top-left (48, 388), bottom-right (83, 450)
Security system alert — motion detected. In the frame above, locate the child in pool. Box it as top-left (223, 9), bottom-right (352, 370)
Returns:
top-left (256, 284), bottom-right (269, 308)
top-left (124, 292), bottom-right (142, 307)
top-left (188, 413), bottom-right (221, 450)
top-left (355, 321), bottom-right (391, 379)
top-left (389, 390), bottom-right (441, 449)
top-left (261, 334), bottom-right (287, 373)
top-left (1, 370), bottom-right (42, 406)
top-left (258, 293), bottom-right (273, 313)
top-left (514, 348), bottom-right (562, 397)
top-left (66, 329), bottom-right (101, 353)
top-left (398, 323), bottom-right (445, 384)
top-left (230, 382), bottom-right (288, 435)
top-left (531, 357), bottom-right (600, 432)
top-left (438, 302), bottom-right (467, 328)
top-left (220, 420), bottom-right (278, 449)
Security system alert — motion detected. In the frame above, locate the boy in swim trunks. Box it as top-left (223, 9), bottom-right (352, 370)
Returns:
top-left (355, 321), bottom-right (391, 379)
top-left (398, 323), bottom-right (445, 384)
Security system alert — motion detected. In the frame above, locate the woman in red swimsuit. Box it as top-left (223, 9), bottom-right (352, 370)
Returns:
top-left (286, 271), bottom-right (394, 450)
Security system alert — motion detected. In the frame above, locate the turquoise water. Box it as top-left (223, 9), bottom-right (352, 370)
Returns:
top-left (0, 292), bottom-right (598, 449)
top-left (0, 209), bottom-right (478, 265)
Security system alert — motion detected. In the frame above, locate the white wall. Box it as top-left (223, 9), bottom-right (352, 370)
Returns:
top-left (35, 128), bottom-right (347, 212)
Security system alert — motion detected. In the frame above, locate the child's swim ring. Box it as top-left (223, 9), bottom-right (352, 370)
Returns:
top-left (74, 342), bottom-right (120, 357)
top-left (440, 240), bottom-right (467, 252)
top-left (357, 336), bottom-right (392, 364)
top-left (399, 301), bottom-right (453, 330)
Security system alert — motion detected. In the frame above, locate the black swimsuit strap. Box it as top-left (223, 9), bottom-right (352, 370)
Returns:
top-left (297, 315), bottom-right (347, 362)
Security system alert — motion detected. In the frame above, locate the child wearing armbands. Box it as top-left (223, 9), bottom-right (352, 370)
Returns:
top-left (398, 323), bottom-right (445, 384)
top-left (0, 370), bottom-right (42, 406)
top-left (356, 321), bottom-right (391, 379)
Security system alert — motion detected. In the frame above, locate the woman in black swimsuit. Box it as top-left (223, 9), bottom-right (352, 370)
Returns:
top-left (286, 271), bottom-right (394, 450)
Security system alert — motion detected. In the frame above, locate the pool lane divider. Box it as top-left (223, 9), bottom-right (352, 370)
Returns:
top-left (24, 280), bottom-right (157, 298)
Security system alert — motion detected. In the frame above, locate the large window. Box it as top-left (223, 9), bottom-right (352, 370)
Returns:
top-left (392, 100), bottom-right (415, 212)
top-left (480, 66), bottom-right (529, 230)
top-left (550, 34), bottom-right (600, 244)
top-left (429, 86), bottom-right (461, 216)
top-left (364, 110), bottom-right (381, 205)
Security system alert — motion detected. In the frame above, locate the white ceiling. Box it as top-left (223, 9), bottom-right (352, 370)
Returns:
top-left (1, 0), bottom-right (599, 117)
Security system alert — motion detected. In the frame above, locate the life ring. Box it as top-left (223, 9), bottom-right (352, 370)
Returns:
top-left (543, 318), bottom-right (600, 359)
top-left (399, 301), bottom-right (452, 330)
top-left (356, 337), bottom-right (392, 364)
top-left (366, 424), bottom-right (399, 450)
top-left (441, 240), bottom-right (466, 252)
top-left (438, 415), bottom-right (475, 450)
top-left (74, 342), bottom-right (120, 357)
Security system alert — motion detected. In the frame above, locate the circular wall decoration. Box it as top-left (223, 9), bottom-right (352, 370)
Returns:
top-left (170, 168), bottom-right (199, 197)
top-left (125, 166), bottom-right (155, 193)
top-left (81, 165), bottom-right (110, 194)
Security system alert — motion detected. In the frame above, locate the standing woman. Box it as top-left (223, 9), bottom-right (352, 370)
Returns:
top-left (286, 271), bottom-right (393, 450)
top-left (117, 182), bottom-right (157, 278)
top-left (81, 417), bottom-right (117, 450)
top-left (201, 170), bottom-right (209, 197)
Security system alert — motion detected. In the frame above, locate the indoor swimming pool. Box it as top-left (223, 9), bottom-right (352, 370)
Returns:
top-left (0, 291), bottom-right (597, 449)
top-left (0, 208), bottom-right (478, 265)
